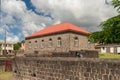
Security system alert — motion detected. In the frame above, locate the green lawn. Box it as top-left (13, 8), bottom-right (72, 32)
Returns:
top-left (0, 72), bottom-right (13, 80)
top-left (99, 53), bottom-right (120, 59)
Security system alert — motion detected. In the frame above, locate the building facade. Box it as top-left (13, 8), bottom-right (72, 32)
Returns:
top-left (25, 22), bottom-right (95, 54)
top-left (95, 44), bottom-right (120, 54)
top-left (0, 40), bottom-right (14, 55)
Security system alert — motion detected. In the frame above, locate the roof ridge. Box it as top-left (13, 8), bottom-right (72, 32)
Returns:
top-left (26, 22), bottom-right (90, 39)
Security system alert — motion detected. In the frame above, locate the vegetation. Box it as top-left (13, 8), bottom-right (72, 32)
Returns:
top-left (112, 0), bottom-right (120, 12)
top-left (13, 42), bottom-right (21, 50)
top-left (0, 72), bottom-right (13, 80)
top-left (99, 53), bottom-right (120, 58)
top-left (88, 0), bottom-right (120, 44)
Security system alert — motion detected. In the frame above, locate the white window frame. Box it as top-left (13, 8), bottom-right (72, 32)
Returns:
top-left (110, 47), bottom-right (114, 53)
top-left (28, 41), bottom-right (32, 49)
top-left (57, 37), bottom-right (62, 47)
top-left (35, 41), bottom-right (38, 49)
top-left (49, 39), bottom-right (53, 47)
top-left (101, 47), bottom-right (106, 53)
top-left (117, 47), bottom-right (120, 53)
top-left (87, 41), bottom-right (91, 48)
top-left (74, 37), bottom-right (79, 47)
top-left (41, 40), bottom-right (45, 48)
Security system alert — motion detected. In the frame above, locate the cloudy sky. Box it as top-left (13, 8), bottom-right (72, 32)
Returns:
top-left (0, 0), bottom-right (118, 43)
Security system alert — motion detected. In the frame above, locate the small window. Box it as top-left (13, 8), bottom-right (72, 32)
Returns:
top-left (102, 47), bottom-right (105, 50)
top-left (29, 41), bottom-right (32, 48)
top-left (74, 37), bottom-right (78, 46)
top-left (35, 41), bottom-right (38, 48)
top-left (57, 37), bottom-right (62, 47)
top-left (49, 38), bottom-right (53, 47)
top-left (41, 40), bottom-right (45, 48)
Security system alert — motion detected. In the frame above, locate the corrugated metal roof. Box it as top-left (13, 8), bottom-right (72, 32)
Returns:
top-left (96, 44), bottom-right (120, 47)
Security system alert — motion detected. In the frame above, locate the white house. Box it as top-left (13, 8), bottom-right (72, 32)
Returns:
top-left (0, 40), bottom-right (14, 55)
top-left (95, 44), bottom-right (120, 54)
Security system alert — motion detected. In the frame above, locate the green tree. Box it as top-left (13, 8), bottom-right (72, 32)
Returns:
top-left (112, 0), bottom-right (120, 12)
top-left (88, 0), bottom-right (120, 44)
top-left (13, 42), bottom-right (21, 50)
top-left (88, 31), bottom-right (104, 43)
top-left (100, 14), bottom-right (120, 43)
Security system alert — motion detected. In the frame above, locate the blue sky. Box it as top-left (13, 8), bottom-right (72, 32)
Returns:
top-left (0, 0), bottom-right (117, 43)
top-left (23, 0), bottom-right (53, 19)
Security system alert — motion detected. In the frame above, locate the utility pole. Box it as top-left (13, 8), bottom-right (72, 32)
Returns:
top-left (5, 27), bottom-right (6, 53)
top-left (4, 27), bottom-right (11, 72)
top-left (4, 27), bottom-right (7, 56)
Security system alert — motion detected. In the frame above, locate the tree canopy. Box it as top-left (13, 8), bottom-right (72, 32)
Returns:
top-left (112, 0), bottom-right (120, 12)
top-left (88, 0), bottom-right (120, 44)
top-left (13, 42), bottom-right (21, 50)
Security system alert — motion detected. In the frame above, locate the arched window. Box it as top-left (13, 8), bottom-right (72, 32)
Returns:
top-left (87, 40), bottom-right (91, 48)
top-left (35, 41), bottom-right (38, 48)
top-left (41, 40), bottom-right (45, 48)
top-left (74, 37), bottom-right (79, 46)
top-left (49, 38), bottom-right (53, 47)
top-left (29, 41), bottom-right (32, 48)
top-left (57, 37), bottom-right (62, 47)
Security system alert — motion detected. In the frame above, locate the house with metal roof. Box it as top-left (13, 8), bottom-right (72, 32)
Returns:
top-left (25, 22), bottom-right (95, 53)
top-left (95, 44), bottom-right (120, 54)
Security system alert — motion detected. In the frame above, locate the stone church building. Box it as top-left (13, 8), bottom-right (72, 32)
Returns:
top-left (25, 22), bottom-right (95, 53)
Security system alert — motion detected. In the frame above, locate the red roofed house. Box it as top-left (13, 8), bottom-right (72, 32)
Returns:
top-left (25, 22), bottom-right (95, 53)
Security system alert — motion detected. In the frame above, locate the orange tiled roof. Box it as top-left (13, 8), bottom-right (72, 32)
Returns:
top-left (26, 22), bottom-right (90, 39)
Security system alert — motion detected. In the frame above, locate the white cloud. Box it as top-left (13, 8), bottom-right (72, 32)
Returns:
top-left (31, 0), bottom-right (117, 31)
top-left (21, 22), bottom-right (43, 37)
top-left (7, 35), bottom-right (20, 43)
top-left (1, 0), bottom-right (26, 17)
top-left (1, 0), bottom-right (118, 42)
top-left (0, 25), bottom-right (19, 43)
top-left (1, 15), bottom-right (15, 25)
top-left (0, 28), bottom-right (4, 35)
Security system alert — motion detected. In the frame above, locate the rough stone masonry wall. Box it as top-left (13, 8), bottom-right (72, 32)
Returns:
top-left (13, 57), bottom-right (120, 80)
top-left (25, 32), bottom-right (94, 54)
top-left (25, 50), bottom-right (98, 58)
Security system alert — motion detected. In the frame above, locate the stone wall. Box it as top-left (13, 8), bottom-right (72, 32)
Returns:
top-left (25, 32), bottom-right (95, 53)
top-left (13, 57), bottom-right (120, 80)
top-left (25, 32), bottom-right (70, 53)
top-left (25, 50), bottom-right (98, 58)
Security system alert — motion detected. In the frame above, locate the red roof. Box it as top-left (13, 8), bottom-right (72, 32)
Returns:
top-left (26, 22), bottom-right (90, 39)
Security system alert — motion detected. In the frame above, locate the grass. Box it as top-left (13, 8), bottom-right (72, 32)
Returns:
top-left (99, 53), bottom-right (120, 59)
top-left (0, 72), bottom-right (13, 80)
